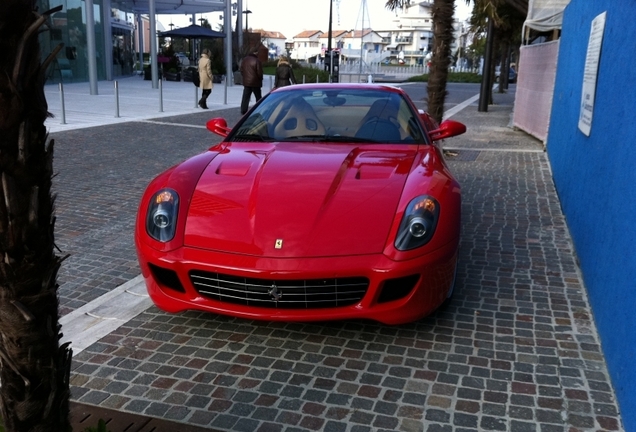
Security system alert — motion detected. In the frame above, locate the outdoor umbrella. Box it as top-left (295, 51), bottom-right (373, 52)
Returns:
top-left (158, 24), bottom-right (226, 84)
top-left (159, 24), bottom-right (225, 39)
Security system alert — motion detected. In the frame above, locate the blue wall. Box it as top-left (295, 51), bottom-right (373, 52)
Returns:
top-left (547, 1), bottom-right (636, 429)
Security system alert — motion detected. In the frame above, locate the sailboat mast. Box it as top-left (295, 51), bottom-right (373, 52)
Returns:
top-left (359, 0), bottom-right (367, 75)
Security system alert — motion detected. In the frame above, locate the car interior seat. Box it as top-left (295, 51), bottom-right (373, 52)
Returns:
top-left (355, 98), bottom-right (402, 142)
top-left (355, 119), bottom-right (402, 142)
top-left (273, 97), bottom-right (326, 139)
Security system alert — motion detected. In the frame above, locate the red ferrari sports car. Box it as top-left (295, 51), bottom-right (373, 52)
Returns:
top-left (135, 83), bottom-right (466, 325)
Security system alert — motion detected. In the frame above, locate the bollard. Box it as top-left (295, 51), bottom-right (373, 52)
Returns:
top-left (159, 78), bottom-right (163, 113)
top-left (224, 75), bottom-right (228, 105)
top-left (269, 75), bottom-right (273, 91)
top-left (368, 74), bottom-right (373, 84)
top-left (316, 75), bottom-right (319, 83)
top-left (194, 85), bottom-right (198, 109)
top-left (114, 81), bottom-right (120, 118)
top-left (303, 75), bottom-right (306, 84)
top-left (59, 82), bottom-right (66, 125)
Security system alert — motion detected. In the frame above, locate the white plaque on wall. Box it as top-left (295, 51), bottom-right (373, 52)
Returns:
top-left (578, 11), bottom-right (606, 136)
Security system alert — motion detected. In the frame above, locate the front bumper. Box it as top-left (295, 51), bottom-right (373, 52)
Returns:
top-left (136, 241), bottom-right (458, 325)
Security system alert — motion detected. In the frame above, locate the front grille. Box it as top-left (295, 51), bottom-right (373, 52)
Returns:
top-left (189, 270), bottom-right (369, 309)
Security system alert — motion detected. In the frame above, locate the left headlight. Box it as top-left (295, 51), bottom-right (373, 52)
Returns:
top-left (395, 195), bottom-right (440, 251)
top-left (146, 189), bottom-right (179, 242)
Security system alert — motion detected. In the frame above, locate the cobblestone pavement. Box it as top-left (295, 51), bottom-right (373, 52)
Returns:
top-left (52, 109), bottom-right (240, 314)
top-left (53, 89), bottom-right (625, 431)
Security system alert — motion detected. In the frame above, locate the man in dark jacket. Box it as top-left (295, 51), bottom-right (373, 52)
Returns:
top-left (239, 49), bottom-right (263, 115)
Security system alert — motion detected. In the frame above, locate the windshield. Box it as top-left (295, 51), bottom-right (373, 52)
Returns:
top-left (228, 88), bottom-right (428, 144)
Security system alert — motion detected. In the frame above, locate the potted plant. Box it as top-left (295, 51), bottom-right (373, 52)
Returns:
top-left (162, 54), bottom-right (181, 81)
top-left (143, 64), bottom-right (162, 80)
top-left (182, 66), bottom-right (197, 83)
top-left (212, 69), bottom-right (223, 83)
top-left (164, 67), bottom-right (180, 81)
top-left (210, 50), bottom-right (225, 83)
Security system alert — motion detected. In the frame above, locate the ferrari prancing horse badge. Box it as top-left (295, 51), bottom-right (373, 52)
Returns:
top-left (275, 239), bottom-right (283, 249)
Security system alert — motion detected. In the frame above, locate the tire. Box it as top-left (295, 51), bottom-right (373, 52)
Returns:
top-left (440, 258), bottom-right (458, 309)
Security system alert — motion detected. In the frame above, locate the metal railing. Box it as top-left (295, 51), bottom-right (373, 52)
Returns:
top-left (54, 77), bottom-right (233, 125)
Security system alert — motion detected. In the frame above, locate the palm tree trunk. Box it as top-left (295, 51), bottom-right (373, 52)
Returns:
top-left (0, 1), bottom-right (72, 431)
top-left (427, 0), bottom-right (456, 124)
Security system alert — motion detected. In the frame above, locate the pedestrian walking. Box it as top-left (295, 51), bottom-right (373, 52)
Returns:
top-left (198, 48), bottom-right (213, 109)
top-left (274, 55), bottom-right (296, 89)
top-left (239, 48), bottom-right (263, 115)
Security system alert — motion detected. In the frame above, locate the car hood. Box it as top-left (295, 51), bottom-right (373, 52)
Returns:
top-left (184, 142), bottom-right (415, 258)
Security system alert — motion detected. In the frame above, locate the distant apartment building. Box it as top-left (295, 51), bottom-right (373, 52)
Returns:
top-left (291, 30), bottom-right (324, 62)
top-left (253, 29), bottom-right (288, 59)
top-left (384, 0), bottom-right (436, 64)
top-left (325, 29), bottom-right (386, 62)
top-left (283, 0), bottom-right (461, 66)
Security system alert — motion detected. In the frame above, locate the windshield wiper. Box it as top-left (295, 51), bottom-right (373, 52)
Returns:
top-left (279, 135), bottom-right (375, 143)
top-left (232, 133), bottom-right (273, 142)
top-left (327, 135), bottom-right (376, 143)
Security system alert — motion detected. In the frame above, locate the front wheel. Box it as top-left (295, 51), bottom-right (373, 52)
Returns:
top-left (440, 258), bottom-right (458, 309)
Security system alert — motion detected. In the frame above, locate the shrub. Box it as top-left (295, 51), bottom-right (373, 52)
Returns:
top-left (407, 72), bottom-right (482, 83)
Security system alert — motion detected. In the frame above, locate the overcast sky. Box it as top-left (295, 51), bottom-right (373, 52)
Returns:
top-left (159, 0), bottom-right (472, 39)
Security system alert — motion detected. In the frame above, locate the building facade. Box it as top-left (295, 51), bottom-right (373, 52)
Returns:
top-left (546, 1), bottom-right (636, 429)
top-left (384, 0), bottom-right (435, 65)
top-left (290, 30), bottom-right (323, 62)
top-left (38, 0), bottom-right (223, 87)
top-left (40, 0), bottom-right (143, 84)
top-left (252, 29), bottom-right (287, 60)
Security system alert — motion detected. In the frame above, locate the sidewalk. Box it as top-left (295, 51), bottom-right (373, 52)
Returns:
top-left (44, 75), bottom-right (260, 133)
top-left (48, 84), bottom-right (624, 432)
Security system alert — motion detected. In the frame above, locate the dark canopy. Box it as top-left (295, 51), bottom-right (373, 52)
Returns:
top-left (159, 24), bottom-right (225, 39)
top-left (112, 0), bottom-right (224, 15)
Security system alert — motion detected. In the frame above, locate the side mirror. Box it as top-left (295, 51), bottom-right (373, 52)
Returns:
top-left (206, 118), bottom-right (231, 138)
top-left (428, 120), bottom-right (466, 142)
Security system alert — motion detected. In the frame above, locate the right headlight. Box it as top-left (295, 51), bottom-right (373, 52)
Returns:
top-left (394, 195), bottom-right (440, 251)
top-left (146, 188), bottom-right (179, 242)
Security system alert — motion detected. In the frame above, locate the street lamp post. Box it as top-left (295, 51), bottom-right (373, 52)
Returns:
top-left (325, 0), bottom-right (339, 82)
top-left (243, 9), bottom-right (252, 33)
top-left (327, 0), bottom-right (333, 53)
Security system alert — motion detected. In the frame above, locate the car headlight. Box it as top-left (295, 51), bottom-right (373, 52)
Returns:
top-left (395, 195), bottom-right (440, 251)
top-left (146, 189), bottom-right (179, 242)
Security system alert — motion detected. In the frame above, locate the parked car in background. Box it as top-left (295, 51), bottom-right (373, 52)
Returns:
top-left (175, 52), bottom-right (190, 67)
top-left (508, 67), bottom-right (517, 83)
top-left (495, 66), bottom-right (517, 83)
top-left (135, 83), bottom-right (467, 325)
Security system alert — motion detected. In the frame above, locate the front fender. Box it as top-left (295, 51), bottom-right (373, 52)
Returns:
top-left (382, 146), bottom-right (461, 261)
top-left (136, 150), bottom-right (220, 252)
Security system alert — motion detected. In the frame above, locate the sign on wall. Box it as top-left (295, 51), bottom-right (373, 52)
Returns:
top-left (578, 11), bottom-right (606, 136)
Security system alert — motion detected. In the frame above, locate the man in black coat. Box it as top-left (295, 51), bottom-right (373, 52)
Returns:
top-left (239, 49), bottom-right (263, 115)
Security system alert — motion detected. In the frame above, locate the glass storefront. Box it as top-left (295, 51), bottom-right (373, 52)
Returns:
top-left (39, 0), bottom-right (136, 84)
top-left (112, 25), bottom-right (134, 77)
top-left (41, 0), bottom-right (105, 83)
